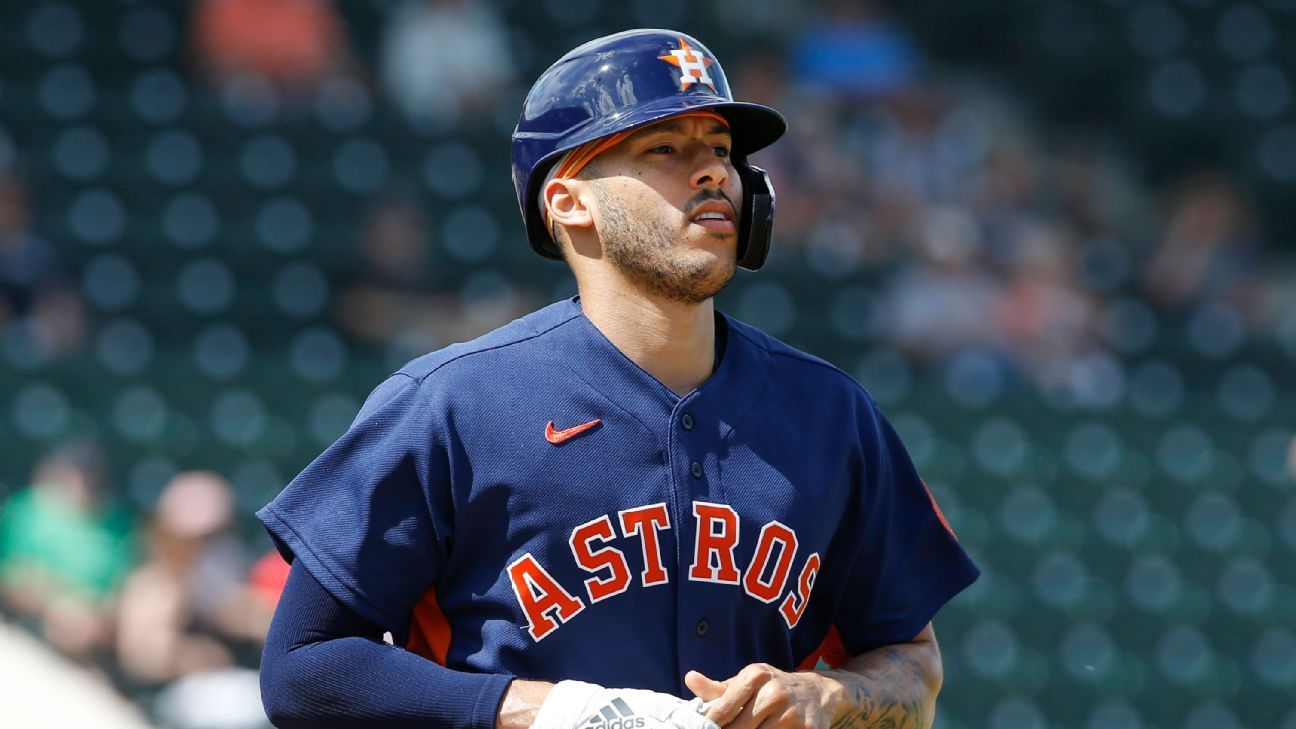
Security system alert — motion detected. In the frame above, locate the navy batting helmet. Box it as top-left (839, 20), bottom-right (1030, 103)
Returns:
top-left (511, 29), bottom-right (787, 271)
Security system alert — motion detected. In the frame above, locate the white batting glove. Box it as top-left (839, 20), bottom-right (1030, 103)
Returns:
top-left (532, 680), bottom-right (719, 729)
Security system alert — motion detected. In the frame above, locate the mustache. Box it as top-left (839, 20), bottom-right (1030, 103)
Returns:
top-left (683, 189), bottom-right (738, 218)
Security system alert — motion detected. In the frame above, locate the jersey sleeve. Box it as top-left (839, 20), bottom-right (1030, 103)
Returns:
top-left (257, 372), bottom-right (454, 629)
top-left (831, 398), bottom-right (980, 655)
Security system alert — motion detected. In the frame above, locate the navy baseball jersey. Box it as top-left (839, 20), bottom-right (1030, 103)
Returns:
top-left (258, 298), bottom-right (978, 697)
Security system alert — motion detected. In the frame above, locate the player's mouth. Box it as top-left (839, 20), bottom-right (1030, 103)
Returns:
top-left (688, 201), bottom-right (736, 233)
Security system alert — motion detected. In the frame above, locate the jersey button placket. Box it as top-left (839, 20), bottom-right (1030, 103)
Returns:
top-left (671, 399), bottom-right (709, 689)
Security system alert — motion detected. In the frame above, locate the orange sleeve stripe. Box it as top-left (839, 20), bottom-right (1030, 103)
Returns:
top-left (920, 479), bottom-right (958, 540)
top-left (248, 550), bottom-right (292, 609)
top-left (406, 585), bottom-right (452, 665)
top-left (797, 623), bottom-right (853, 670)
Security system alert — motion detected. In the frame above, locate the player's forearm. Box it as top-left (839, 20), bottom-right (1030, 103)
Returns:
top-left (816, 634), bottom-right (943, 729)
top-left (262, 635), bottom-right (507, 728)
top-left (496, 679), bottom-right (553, 729)
top-left (261, 562), bottom-right (513, 729)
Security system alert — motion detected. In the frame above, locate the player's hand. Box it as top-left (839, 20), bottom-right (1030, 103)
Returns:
top-left (533, 679), bottom-right (721, 729)
top-left (685, 665), bottom-right (842, 729)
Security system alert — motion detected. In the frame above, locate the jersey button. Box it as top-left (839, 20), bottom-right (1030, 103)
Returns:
top-left (695, 619), bottom-right (709, 637)
top-left (681, 413), bottom-right (694, 430)
top-left (691, 461), bottom-right (703, 478)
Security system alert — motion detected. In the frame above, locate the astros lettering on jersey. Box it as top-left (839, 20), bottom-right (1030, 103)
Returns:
top-left (258, 300), bottom-right (979, 697)
top-left (508, 499), bottom-right (817, 643)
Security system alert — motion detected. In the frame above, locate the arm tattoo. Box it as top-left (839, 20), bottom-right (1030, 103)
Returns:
top-left (824, 645), bottom-right (937, 729)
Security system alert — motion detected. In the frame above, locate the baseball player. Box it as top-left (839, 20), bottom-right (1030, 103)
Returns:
top-left (257, 29), bottom-right (979, 729)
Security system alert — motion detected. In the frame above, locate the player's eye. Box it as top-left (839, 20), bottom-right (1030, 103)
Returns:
top-left (646, 144), bottom-right (674, 154)
top-left (714, 146), bottom-right (731, 159)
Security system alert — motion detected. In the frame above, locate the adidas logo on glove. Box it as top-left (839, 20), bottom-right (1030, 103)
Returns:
top-left (581, 698), bottom-right (647, 729)
top-left (533, 680), bottom-right (718, 729)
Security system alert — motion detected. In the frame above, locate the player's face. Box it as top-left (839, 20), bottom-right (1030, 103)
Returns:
top-left (586, 116), bottom-right (743, 305)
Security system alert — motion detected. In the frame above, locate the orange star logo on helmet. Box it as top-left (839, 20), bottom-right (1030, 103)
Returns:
top-left (658, 38), bottom-right (716, 92)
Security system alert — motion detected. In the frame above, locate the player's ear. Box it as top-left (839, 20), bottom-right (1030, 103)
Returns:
top-left (543, 177), bottom-right (594, 232)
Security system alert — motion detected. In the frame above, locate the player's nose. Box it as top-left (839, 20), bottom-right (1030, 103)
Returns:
top-left (690, 151), bottom-right (731, 191)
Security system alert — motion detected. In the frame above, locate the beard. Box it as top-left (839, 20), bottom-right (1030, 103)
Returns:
top-left (592, 184), bottom-right (737, 305)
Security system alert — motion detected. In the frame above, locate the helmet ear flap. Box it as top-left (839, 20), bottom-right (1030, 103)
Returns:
top-left (735, 162), bottom-right (775, 271)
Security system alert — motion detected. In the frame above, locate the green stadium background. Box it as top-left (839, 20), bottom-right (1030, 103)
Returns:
top-left (1, 1), bottom-right (1294, 728)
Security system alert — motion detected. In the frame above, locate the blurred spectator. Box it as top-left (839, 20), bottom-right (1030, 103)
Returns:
top-left (191, 0), bottom-right (356, 103)
top-left (114, 471), bottom-right (272, 728)
top-left (789, 0), bottom-right (922, 101)
top-left (0, 169), bottom-right (52, 320)
top-left (0, 442), bottom-right (133, 666)
top-left (778, 106), bottom-right (881, 257)
top-left (993, 221), bottom-right (1101, 376)
top-left (969, 134), bottom-right (1047, 266)
top-left (357, 190), bottom-right (435, 291)
top-left (879, 205), bottom-right (1002, 360)
top-left (336, 189), bottom-right (447, 350)
top-left (1052, 138), bottom-right (1148, 245)
top-left (730, 46), bottom-right (787, 111)
top-left (380, 0), bottom-right (516, 128)
top-left (115, 471), bottom-right (271, 689)
top-left (864, 86), bottom-right (972, 211)
top-left (0, 167), bottom-right (86, 361)
top-left (337, 190), bottom-right (535, 358)
top-left (1141, 171), bottom-right (1261, 314)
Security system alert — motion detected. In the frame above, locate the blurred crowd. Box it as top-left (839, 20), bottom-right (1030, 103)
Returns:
top-left (3, 1), bottom-right (1293, 385)
top-left (0, 442), bottom-right (288, 729)
top-left (3, 0), bottom-right (1296, 726)
top-left (749, 0), bottom-right (1296, 401)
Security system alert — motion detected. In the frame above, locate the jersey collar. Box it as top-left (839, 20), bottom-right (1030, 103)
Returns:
top-left (560, 297), bottom-right (771, 437)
